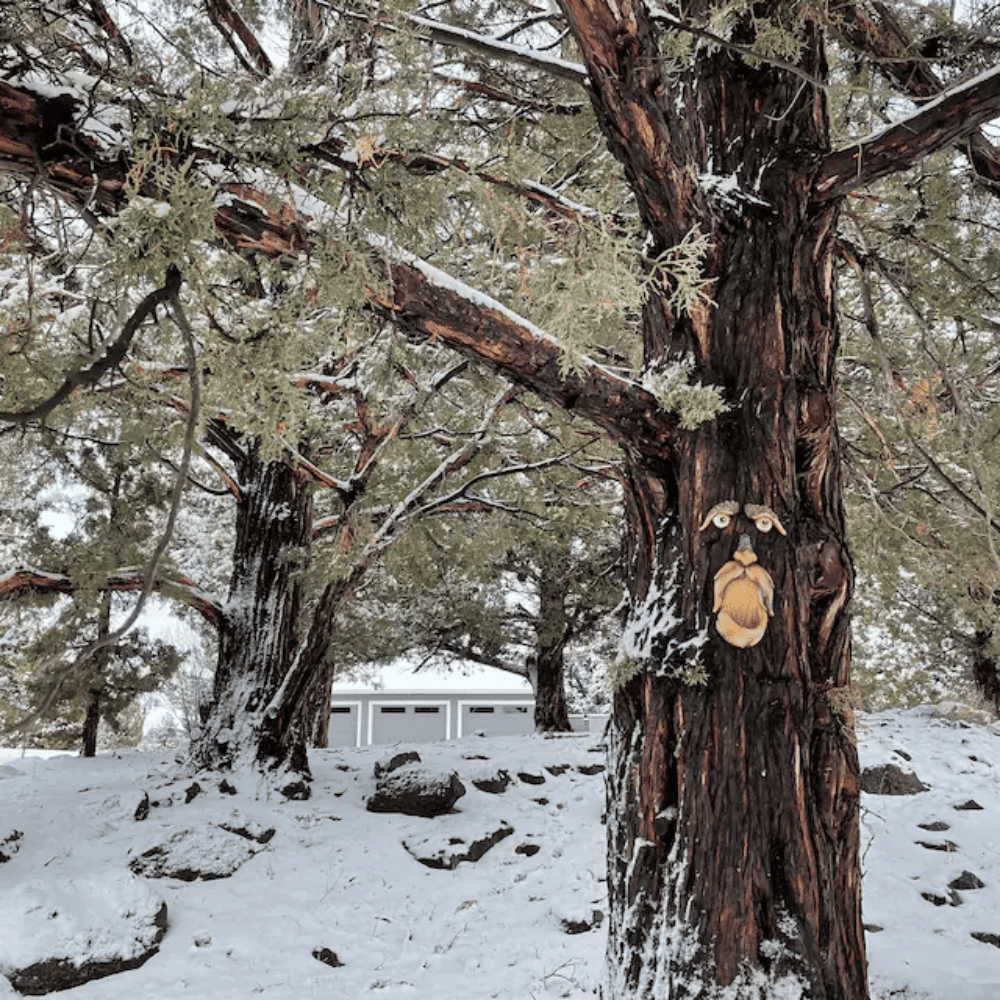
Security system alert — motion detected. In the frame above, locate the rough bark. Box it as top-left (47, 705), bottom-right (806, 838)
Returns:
top-left (189, 443), bottom-right (314, 792)
top-left (550, 2), bottom-right (864, 995)
top-left (81, 687), bottom-right (101, 758)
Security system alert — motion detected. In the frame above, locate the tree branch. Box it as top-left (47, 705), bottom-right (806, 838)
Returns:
top-left (372, 253), bottom-right (678, 462)
top-left (814, 65), bottom-right (1000, 201)
top-left (0, 266), bottom-right (182, 424)
top-left (0, 566), bottom-right (224, 627)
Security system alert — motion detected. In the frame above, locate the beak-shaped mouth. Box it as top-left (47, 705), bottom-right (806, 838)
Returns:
top-left (733, 533), bottom-right (758, 566)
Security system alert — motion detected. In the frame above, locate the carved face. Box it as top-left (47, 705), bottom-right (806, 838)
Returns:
top-left (698, 502), bottom-right (786, 648)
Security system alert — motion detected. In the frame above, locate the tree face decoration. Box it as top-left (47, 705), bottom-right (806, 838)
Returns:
top-left (699, 502), bottom-right (787, 648)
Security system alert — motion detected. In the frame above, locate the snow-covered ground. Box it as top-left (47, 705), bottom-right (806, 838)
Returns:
top-left (0, 707), bottom-right (998, 999)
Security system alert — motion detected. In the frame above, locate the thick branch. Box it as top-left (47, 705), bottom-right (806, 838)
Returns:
top-left (815, 65), bottom-right (1000, 201)
top-left (205, 0), bottom-right (274, 78)
top-left (830, 0), bottom-right (1000, 190)
top-left (372, 256), bottom-right (677, 461)
top-left (0, 566), bottom-right (224, 627)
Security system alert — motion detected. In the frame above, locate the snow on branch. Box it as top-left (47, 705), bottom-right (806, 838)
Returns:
top-left (368, 238), bottom-right (679, 462)
top-left (402, 13), bottom-right (587, 85)
top-left (815, 64), bottom-right (1000, 201)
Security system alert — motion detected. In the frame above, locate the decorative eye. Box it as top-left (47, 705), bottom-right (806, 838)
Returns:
top-left (744, 504), bottom-right (787, 536)
top-left (699, 501), bottom-right (740, 532)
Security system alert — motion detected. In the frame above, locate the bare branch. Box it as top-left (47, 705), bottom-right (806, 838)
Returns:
top-left (204, 0), bottom-right (274, 79)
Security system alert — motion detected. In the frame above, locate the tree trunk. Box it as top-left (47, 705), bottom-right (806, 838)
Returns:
top-left (81, 688), bottom-right (100, 758)
top-left (534, 559), bottom-right (573, 732)
top-left (190, 443), bottom-right (314, 794)
top-left (547, 3), bottom-right (867, 995)
top-left (971, 629), bottom-right (1000, 715)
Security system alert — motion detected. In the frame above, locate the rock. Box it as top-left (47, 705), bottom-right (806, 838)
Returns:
top-left (184, 782), bottom-right (201, 803)
top-left (949, 870), bottom-right (985, 891)
top-left (0, 830), bottom-right (23, 863)
top-left (921, 891), bottom-right (954, 907)
top-left (515, 843), bottom-right (540, 857)
top-left (219, 816), bottom-right (276, 844)
top-left (917, 821), bottom-right (950, 832)
top-left (0, 871), bottom-right (166, 995)
top-left (972, 932), bottom-right (1000, 948)
top-left (402, 819), bottom-right (513, 869)
top-left (219, 779), bottom-right (238, 796)
top-left (864, 924), bottom-right (884, 933)
top-left (517, 771), bottom-right (546, 785)
top-left (916, 839), bottom-right (958, 852)
top-left (577, 763), bottom-right (606, 776)
top-left (129, 826), bottom-right (262, 881)
top-left (374, 751), bottom-right (421, 779)
top-left (133, 790), bottom-right (150, 822)
top-left (312, 947), bottom-right (344, 968)
top-left (470, 768), bottom-right (511, 794)
top-left (955, 799), bottom-right (984, 810)
top-left (545, 764), bottom-right (570, 776)
top-left (280, 779), bottom-right (311, 801)
top-left (859, 764), bottom-right (928, 795)
top-left (556, 909), bottom-right (605, 934)
top-left (367, 766), bottom-right (466, 818)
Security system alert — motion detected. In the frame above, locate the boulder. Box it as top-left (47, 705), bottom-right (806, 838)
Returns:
top-left (373, 751), bottom-right (421, 779)
top-left (0, 871), bottom-right (166, 995)
top-left (949, 870), bottom-right (985, 891)
top-left (470, 768), bottom-right (511, 794)
top-left (859, 763), bottom-right (927, 795)
top-left (517, 770), bottom-right (546, 786)
top-left (402, 819), bottom-right (513, 869)
top-left (367, 766), bottom-right (466, 817)
top-left (129, 825), bottom-right (262, 881)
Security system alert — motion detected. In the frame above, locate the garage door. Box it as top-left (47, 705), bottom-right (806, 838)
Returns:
top-left (461, 703), bottom-right (533, 736)
top-left (328, 704), bottom-right (361, 747)
top-left (370, 703), bottom-right (449, 744)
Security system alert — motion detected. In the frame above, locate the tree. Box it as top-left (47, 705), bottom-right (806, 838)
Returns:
top-left (368, 432), bottom-right (621, 733)
top-left (6, 0), bottom-right (1000, 994)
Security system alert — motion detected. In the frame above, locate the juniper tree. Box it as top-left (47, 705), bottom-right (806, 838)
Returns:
top-left (8, 0), bottom-right (1000, 996)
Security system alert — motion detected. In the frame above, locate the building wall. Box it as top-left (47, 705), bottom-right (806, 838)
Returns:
top-left (328, 690), bottom-right (536, 747)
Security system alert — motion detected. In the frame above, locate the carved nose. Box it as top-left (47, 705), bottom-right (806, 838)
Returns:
top-left (733, 533), bottom-right (757, 566)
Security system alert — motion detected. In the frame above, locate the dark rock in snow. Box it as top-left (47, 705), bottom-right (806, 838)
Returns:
top-left (367, 766), bottom-right (465, 817)
top-left (470, 769), bottom-right (511, 794)
top-left (864, 924), bottom-right (884, 933)
top-left (133, 790), bottom-right (150, 822)
top-left (971, 932), bottom-right (1000, 948)
top-left (312, 947), bottom-right (344, 968)
top-left (280, 780), bottom-right (311, 801)
top-left (374, 751), bottom-right (421, 779)
top-left (184, 782), bottom-right (201, 803)
top-left (558, 909), bottom-right (605, 934)
top-left (515, 843), bottom-right (540, 857)
top-left (517, 771), bottom-right (546, 785)
top-left (949, 870), bottom-right (986, 891)
top-left (219, 779), bottom-right (238, 796)
top-left (0, 830), bottom-right (23, 863)
top-left (916, 839), bottom-right (958, 852)
top-left (920, 891), bottom-right (954, 907)
top-left (545, 764), bottom-right (570, 776)
top-left (955, 799), bottom-right (984, 810)
top-left (859, 763), bottom-right (928, 795)
top-left (402, 820), bottom-right (513, 869)
top-left (0, 871), bottom-right (166, 995)
top-left (577, 763), bottom-right (606, 776)
top-left (129, 826), bottom-right (262, 880)
top-left (219, 817), bottom-right (276, 844)
top-left (917, 821), bottom-right (950, 832)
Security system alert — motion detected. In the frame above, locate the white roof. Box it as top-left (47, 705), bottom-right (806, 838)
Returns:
top-left (331, 659), bottom-right (531, 695)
